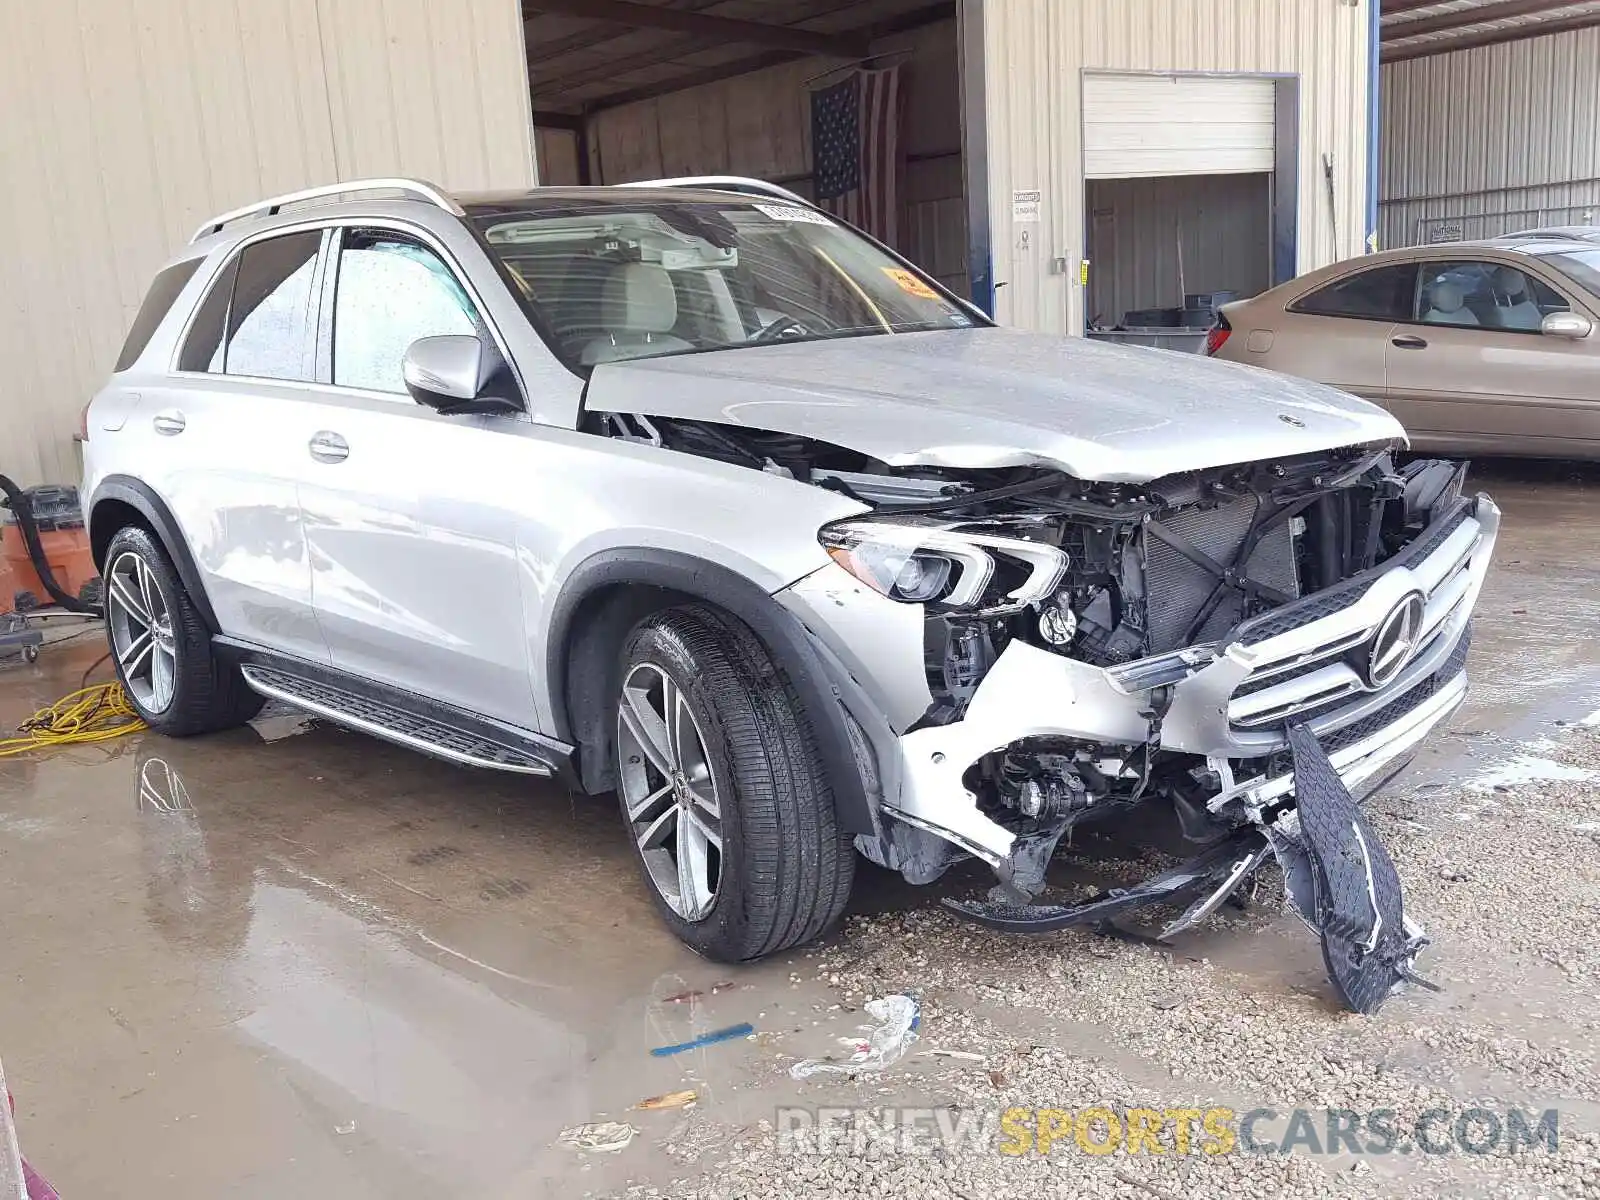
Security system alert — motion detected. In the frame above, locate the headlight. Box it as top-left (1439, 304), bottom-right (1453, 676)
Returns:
top-left (819, 517), bottom-right (1067, 610)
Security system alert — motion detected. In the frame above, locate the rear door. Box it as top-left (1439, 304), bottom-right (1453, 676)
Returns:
top-left (298, 224), bottom-right (535, 725)
top-left (140, 228), bottom-right (331, 663)
top-left (1384, 256), bottom-right (1596, 454)
top-left (1240, 262), bottom-right (1416, 403)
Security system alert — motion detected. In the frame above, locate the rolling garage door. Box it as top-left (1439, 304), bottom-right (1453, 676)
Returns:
top-left (1083, 74), bottom-right (1276, 178)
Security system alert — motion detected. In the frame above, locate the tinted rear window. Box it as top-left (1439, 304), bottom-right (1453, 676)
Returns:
top-left (1291, 263), bottom-right (1418, 321)
top-left (115, 258), bottom-right (202, 371)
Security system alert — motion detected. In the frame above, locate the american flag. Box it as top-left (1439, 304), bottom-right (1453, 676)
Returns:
top-left (810, 65), bottom-right (903, 246)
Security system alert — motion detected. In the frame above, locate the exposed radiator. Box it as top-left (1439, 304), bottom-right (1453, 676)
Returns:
top-left (1143, 496), bottom-right (1300, 653)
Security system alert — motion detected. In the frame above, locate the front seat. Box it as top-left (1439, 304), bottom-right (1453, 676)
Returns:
top-left (1422, 280), bottom-right (1479, 327)
top-left (581, 262), bottom-right (695, 365)
top-left (1489, 266), bottom-right (1546, 331)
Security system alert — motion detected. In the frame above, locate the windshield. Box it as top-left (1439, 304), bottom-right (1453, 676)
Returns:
top-left (467, 194), bottom-right (978, 370)
top-left (1532, 246), bottom-right (1600, 296)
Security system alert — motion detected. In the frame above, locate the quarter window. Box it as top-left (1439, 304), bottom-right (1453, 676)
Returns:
top-left (1292, 263), bottom-right (1418, 321)
top-left (332, 230), bottom-right (480, 393)
top-left (176, 231), bottom-right (321, 380)
top-left (1416, 260), bottom-right (1569, 332)
top-left (116, 258), bottom-right (202, 371)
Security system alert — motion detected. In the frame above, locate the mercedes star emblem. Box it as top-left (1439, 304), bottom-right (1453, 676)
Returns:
top-left (1358, 592), bottom-right (1427, 690)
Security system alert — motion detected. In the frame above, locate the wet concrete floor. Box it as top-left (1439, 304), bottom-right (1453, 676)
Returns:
top-left (0, 460), bottom-right (1596, 1199)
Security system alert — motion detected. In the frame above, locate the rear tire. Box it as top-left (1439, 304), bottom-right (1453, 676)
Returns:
top-left (614, 604), bottom-right (855, 962)
top-left (103, 526), bottom-right (264, 735)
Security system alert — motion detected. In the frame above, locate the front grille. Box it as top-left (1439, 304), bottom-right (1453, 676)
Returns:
top-left (1320, 629), bottom-right (1471, 756)
top-left (1224, 500), bottom-right (1483, 733)
top-left (1236, 501), bottom-right (1472, 648)
top-left (1143, 496), bottom-right (1299, 653)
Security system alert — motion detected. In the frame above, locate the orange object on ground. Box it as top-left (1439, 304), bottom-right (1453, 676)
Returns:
top-left (1, 485), bottom-right (98, 608)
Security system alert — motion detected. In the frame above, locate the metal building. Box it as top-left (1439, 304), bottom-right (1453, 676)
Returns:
top-left (2, 0), bottom-right (1380, 488)
top-left (1379, 3), bottom-right (1600, 247)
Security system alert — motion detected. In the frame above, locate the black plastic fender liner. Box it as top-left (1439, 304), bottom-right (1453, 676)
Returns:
top-left (941, 824), bottom-right (1270, 933)
top-left (546, 548), bottom-right (877, 834)
top-left (1286, 722), bottom-right (1436, 1015)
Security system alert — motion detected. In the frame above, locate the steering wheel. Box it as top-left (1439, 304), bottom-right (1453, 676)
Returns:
top-left (752, 315), bottom-right (810, 343)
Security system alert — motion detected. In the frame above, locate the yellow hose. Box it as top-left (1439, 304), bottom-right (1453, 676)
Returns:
top-left (0, 682), bottom-right (146, 757)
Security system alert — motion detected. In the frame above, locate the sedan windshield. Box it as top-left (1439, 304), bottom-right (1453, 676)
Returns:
top-left (1535, 246), bottom-right (1600, 297)
top-left (467, 194), bottom-right (977, 369)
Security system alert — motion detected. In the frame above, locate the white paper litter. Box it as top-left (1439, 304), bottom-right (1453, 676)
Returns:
top-left (557, 1121), bottom-right (637, 1154)
top-left (790, 995), bottom-right (919, 1079)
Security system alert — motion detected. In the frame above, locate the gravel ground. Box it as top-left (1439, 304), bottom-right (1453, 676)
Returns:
top-left (615, 723), bottom-right (1600, 1200)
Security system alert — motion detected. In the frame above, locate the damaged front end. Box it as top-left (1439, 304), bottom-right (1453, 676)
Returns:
top-left (763, 437), bottom-right (1496, 1015)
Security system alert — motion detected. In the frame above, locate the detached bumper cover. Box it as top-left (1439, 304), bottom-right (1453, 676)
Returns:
top-left (946, 724), bottom-right (1438, 1014)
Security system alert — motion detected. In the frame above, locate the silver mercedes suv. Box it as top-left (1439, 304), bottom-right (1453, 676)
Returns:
top-left (84, 177), bottom-right (1497, 1008)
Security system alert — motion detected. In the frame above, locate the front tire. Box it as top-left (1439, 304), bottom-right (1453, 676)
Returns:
top-left (615, 604), bottom-right (855, 962)
top-left (103, 526), bottom-right (263, 735)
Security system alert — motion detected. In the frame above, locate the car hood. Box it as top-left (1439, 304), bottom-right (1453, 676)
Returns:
top-left (585, 326), bottom-right (1405, 483)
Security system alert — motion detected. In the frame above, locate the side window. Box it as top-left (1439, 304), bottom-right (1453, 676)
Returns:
top-left (1291, 263), bottom-right (1418, 321)
top-left (332, 230), bottom-right (480, 393)
top-left (116, 258), bottom-right (202, 371)
top-left (176, 232), bottom-right (320, 379)
top-left (177, 257), bottom-right (237, 372)
top-left (225, 233), bottom-right (321, 379)
top-left (1418, 260), bottom-right (1570, 332)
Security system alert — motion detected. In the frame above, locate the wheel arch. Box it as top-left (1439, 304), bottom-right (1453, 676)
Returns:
top-left (88, 475), bottom-right (220, 634)
top-left (546, 548), bottom-right (875, 835)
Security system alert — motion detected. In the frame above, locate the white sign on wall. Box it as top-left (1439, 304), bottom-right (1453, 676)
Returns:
top-left (1012, 189), bottom-right (1041, 222)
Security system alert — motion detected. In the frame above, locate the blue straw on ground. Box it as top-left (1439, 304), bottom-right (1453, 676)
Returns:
top-left (650, 1023), bottom-right (755, 1057)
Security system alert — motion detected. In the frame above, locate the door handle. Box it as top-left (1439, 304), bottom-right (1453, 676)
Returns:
top-left (308, 431), bottom-right (349, 463)
top-left (1391, 334), bottom-right (1429, 350)
top-left (151, 409), bottom-right (187, 435)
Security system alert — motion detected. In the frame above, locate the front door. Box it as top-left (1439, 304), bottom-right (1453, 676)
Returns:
top-left (298, 225), bottom-right (535, 726)
top-left (1385, 257), bottom-right (1598, 455)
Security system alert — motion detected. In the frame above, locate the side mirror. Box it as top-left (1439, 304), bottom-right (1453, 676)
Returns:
top-left (1540, 311), bottom-right (1593, 339)
top-left (402, 335), bottom-right (520, 415)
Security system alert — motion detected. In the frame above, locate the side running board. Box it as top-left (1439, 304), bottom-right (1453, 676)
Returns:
top-left (239, 664), bottom-right (555, 776)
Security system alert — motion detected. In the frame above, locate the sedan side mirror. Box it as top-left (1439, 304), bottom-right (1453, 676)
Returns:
top-left (1540, 311), bottom-right (1593, 339)
top-left (402, 335), bottom-right (521, 415)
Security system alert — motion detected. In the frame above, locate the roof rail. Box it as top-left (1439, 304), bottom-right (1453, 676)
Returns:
top-left (620, 175), bottom-right (812, 208)
top-left (190, 178), bottom-right (464, 243)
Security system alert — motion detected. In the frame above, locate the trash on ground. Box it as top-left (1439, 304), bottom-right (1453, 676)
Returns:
top-left (249, 702), bottom-right (315, 742)
top-left (661, 988), bottom-right (704, 1004)
top-left (921, 1048), bottom-right (985, 1062)
top-left (650, 1022), bottom-right (755, 1057)
top-left (557, 1121), bottom-right (637, 1154)
top-left (789, 994), bottom-right (919, 1078)
top-left (635, 1089), bottom-right (697, 1110)
top-left (333, 1120), bottom-right (357, 1135)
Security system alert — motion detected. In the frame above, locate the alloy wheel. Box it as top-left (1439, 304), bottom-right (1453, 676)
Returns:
top-left (616, 662), bottom-right (724, 920)
top-left (106, 550), bottom-right (177, 714)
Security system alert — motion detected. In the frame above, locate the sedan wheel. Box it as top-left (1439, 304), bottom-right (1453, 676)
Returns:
top-left (616, 661), bottom-right (724, 921)
top-left (106, 549), bottom-right (178, 714)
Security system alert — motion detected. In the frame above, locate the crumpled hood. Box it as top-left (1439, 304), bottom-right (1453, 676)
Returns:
top-left (585, 326), bottom-right (1405, 483)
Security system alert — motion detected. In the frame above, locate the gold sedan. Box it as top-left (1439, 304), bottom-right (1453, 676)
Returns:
top-left (1210, 236), bottom-right (1600, 460)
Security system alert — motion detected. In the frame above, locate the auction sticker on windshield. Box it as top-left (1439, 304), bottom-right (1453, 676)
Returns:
top-left (753, 202), bottom-right (835, 225)
top-left (882, 267), bottom-right (940, 300)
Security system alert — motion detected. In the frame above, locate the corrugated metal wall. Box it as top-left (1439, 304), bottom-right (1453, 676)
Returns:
top-left (981, 0), bottom-right (1372, 335)
top-left (1086, 173), bottom-right (1271, 324)
top-left (1380, 27), bottom-right (1600, 247)
top-left (0, 0), bottom-right (535, 487)
top-left (578, 19), bottom-right (970, 294)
